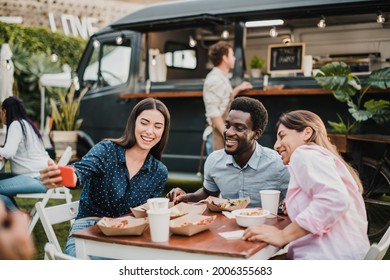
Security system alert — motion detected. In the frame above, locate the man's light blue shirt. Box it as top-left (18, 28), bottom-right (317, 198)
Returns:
top-left (203, 142), bottom-right (289, 208)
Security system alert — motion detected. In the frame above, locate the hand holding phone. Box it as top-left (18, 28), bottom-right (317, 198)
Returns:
top-left (57, 166), bottom-right (76, 188)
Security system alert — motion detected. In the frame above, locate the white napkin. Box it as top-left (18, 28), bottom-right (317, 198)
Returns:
top-left (222, 211), bottom-right (235, 219)
top-left (218, 230), bottom-right (244, 240)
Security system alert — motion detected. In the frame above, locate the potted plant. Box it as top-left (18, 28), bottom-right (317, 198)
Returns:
top-left (249, 55), bottom-right (264, 78)
top-left (50, 82), bottom-right (88, 160)
top-left (314, 61), bottom-right (390, 151)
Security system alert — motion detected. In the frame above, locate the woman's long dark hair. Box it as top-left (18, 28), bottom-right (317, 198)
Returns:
top-left (1, 96), bottom-right (42, 145)
top-left (109, 98), bottom-right (170, 160)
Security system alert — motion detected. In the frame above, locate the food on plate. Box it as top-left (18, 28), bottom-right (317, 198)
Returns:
top-left (97, 216), bottom-right (148, 236)
top-left (206, 196), bottom-right (250, 212)
top-left (212, 198), bottom-right (242, 208)
top-left (169, 202), bottom-right (207, 218)
top-left (179, 218), bottom-right (214, 227)
top-left (231, 208), bottom-right (270, 227)
top-left (111, 219), bottom-right (129, 229)
top-left (170, 214), bottom-right (216, 236)
top-left (240, 211), bottom-right (264, 216)
top-left (172, 212), bottom-right (188, 218)
top-left (194, 218), bottom-right (214, 226)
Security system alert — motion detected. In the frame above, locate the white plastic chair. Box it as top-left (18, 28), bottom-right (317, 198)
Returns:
top-left (364, 225), bottom-right (390, 260)
top-left (16, 146), bottom-right (73, 233)
top-left (36, 200), bottom-right (79, 253)
top-left (44, 242), bottom-right (78, 260)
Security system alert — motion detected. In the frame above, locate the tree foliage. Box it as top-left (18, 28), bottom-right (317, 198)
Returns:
top-left (0, 22), bottom-right (86, 122)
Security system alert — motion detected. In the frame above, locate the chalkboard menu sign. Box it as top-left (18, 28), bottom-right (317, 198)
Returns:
top-left (267, 43), bottom-right (305, 73)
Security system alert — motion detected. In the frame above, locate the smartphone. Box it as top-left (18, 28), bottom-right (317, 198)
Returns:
top-left (58, 166), bottom-right (76, 188)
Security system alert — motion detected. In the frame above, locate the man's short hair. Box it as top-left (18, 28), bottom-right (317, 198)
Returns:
top-left (230, 96), bottom-right (268, 132)
top-left (208, 41), bottom-right (232, 66)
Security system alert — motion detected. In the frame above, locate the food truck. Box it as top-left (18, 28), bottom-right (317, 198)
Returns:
top-left (75, 0), bottom-right (390, 175)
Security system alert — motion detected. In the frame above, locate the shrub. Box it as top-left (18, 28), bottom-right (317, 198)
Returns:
top-left (0, 22), bottom-right (86, 122)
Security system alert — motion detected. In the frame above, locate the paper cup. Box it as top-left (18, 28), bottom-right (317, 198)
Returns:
top-left (147, 197), bottom-right (169, 210)
top-left (260, 190), bottom-right (280, 218)
top-left (147, 209), bottom-right (170, 242)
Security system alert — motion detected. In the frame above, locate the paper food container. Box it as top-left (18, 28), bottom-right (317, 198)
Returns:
top-left (205, 196), bottom-right (250, 212)
top-left (170, 202), bottom-right (207, 218)
top-left (170, 214), bottom-right (216, 236)
top-left (97, 216), bottom-right (148, 236)
top-left (131, 201), bottom-right (175, 218)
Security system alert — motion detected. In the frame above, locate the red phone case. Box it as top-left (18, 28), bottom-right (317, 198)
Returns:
top-left (58, 166), bottom-right (76, 188)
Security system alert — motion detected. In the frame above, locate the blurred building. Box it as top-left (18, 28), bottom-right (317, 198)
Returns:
top-left (0, 0), bottom-right (178, 38)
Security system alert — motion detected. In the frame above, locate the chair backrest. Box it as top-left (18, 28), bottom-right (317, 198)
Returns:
top-left (44, 242), bottom-right (78, 260)
top-left (364, 225), bottom-right (390, 260)
top-left (57, 146), bottom-right (73, 166)
top-left (36, 200), bottom-right (79, 253)
top-left (17, 146), bottom-right (74, 234)
top-left (17, 146), bottom-right (72, 201)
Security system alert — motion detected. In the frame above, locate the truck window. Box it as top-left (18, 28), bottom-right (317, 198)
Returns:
top-left (83, 39), bottom-right (132, 88)
top-left (165, 41), bottom-right (196, 70)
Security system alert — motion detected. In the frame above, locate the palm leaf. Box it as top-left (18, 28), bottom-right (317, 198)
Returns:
top-left (366, 67), bottom-right (390, 89)
top-left (315, 61), bottom-right (358, 102)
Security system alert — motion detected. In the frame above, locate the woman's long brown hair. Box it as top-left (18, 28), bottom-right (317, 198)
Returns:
top-left (276, 110), bottom-right (363, 193)
top-left (108, 98), bottom-right (170, 161)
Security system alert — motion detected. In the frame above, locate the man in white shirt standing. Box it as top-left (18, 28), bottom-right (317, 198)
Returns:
top-left (203, 41), bottom-right (252, 155)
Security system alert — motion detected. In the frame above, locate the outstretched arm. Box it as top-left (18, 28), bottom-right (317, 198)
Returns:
top-left (242, 222), bottom-right (309, 247)
top-left (166, 187), bottom-right (220, 204)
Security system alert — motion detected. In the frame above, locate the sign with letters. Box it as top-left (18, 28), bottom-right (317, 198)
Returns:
top-left (267, 43), bottom-right (305, 73)
top-left (48, 13), bottom-right (98, 40)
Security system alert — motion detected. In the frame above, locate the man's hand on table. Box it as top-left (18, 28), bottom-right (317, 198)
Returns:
top-left (166, 187), bottom-right (189, 204)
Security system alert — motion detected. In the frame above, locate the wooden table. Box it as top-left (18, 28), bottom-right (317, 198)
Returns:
top-left (73, 211), bottom-right (290, 260)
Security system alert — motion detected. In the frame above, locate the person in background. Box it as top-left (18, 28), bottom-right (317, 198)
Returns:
top-left (203, 41), bottom-right (253, 155)
top-left (168, 96), bottom-right (289, 208)
top-left (39, 97), bottom-right (171, 257)
top-left (243, 110), bottom-right (370, 259)
top-left (0, 96), bottom-right (51, 211)
top-left (0, 200), bottom-right (35, 260)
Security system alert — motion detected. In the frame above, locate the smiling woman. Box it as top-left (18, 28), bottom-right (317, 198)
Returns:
top-left (243, 110), bottom-right (370, 260)
top-left (38, 97), bottom-right (171, 258)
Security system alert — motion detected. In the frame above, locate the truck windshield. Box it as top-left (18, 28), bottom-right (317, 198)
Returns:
top-left (83, 40), bottom-right (131, 88)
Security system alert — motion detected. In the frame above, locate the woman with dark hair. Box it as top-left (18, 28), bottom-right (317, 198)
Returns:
top-left (242, 110), bottom-right (370, 259)
top-left (39, 97), bottom-right (171, 257)
top-left (0, 96), bottom-right (51, 210)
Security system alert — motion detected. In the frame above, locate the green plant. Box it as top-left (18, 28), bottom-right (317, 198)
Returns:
top-left (327, 114), bottom-right (359, 134)
top-left (0, 22), bottom-right (86, 68)
top-left (50, 83), bottom-right (88, 131)
top-left (315, 61), bottom-right (390, 134)
top-left (250, 55), bottom-right (264, 69)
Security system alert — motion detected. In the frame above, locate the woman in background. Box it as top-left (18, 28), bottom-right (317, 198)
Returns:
top-left (40, 97), bottom-right (171, 257)
top-left (0, 96), bottom-right (50, 210)
top-left (243, 110), bottom-right (370, 259)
